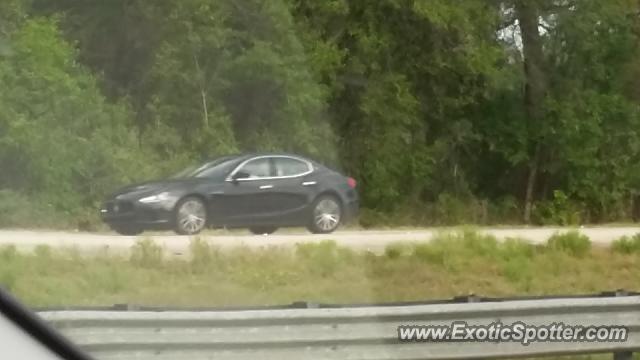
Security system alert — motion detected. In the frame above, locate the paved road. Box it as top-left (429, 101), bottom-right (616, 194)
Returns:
top-left (0, 227), bottom-right (638, 255)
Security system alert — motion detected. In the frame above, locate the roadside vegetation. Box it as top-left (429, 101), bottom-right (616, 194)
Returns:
top-left (1, 231), bottom-right (638, 308)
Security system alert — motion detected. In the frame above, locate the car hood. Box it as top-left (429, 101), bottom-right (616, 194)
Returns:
top-left (108, 179), bottom-right (198, 200)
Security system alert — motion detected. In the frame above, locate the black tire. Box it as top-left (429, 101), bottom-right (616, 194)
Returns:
top-left (111, 225), bottom-right (143, 236)
top-left (249, 226), bottom-right (278, 235)
top-left (174, 196), bottom-right (207, 235)
top-left (306, 195), bottom-right (342, 234)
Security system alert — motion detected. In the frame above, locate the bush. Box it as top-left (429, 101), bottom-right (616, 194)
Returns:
top-left (295, 241), bottom-right (353, 277)
top-left (487, 196), bottom-right (521, 225)
top-left (0, 190), bottom-right (66, 228)
top-left (412, 243), bottom-right (445, 264)
top-left (611, 234), bottom-right (640, 254)
top-left (458, 229), bottom-right (500, 256)
top-left (357, 208), bottom-right (388, 228)
top-left (384, 243), bottom-right (408, 259)
top-left (411, 229), bottom-right (500, 266)
top-left (531, 190), bottom-right (582, 226)
top-left (501, 256), bottom-right (533, 284)
top-left (130, 238), bottom-right (164, 268)
top-left (499, 237), bottom-right (535, 259)
top-left (0, 245), bottom-right (18, 290)
top-left (434, 194), bottom-right (489, 225)
top-left (359, 196), bottom-right (494, 228)
top-left (0, 19), bottom-right (158, 230)
top-left (546, 231), bottom-right (591, 257)
top-left (189, 237), bottom-right (221, 272)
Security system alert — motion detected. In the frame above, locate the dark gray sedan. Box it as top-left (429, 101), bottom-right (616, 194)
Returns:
top-left (100, 153), bottom-right (359, 235)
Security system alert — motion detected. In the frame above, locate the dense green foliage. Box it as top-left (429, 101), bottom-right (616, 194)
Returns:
top-left (1, 0), bottom-right (640, 228)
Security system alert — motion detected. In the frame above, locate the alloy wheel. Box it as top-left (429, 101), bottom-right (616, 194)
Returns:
top-left (313, 198), bottom-right (341, 232)
top-left (177, 198), bottom-right (206, 235)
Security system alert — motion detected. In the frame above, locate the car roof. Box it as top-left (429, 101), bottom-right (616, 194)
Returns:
top-left (207, 153), bottom-right (313, 163)
top-left (243, 152), bottom-right (311, 158)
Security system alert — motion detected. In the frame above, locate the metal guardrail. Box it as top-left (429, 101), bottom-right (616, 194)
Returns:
top-left (38, 294), bottom-right (640, 360)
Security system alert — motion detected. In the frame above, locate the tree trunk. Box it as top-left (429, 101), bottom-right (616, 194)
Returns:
top-left (524, 144), bottom-right (541, 223)
top-left (516, 1), bottom-right (548, 223)
top-left (193, 54), bottom-right (209, 129)
top-left (200, 88), bottom-right (209, 129)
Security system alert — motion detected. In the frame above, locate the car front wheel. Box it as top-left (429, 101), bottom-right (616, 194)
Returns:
top-left (307, 195), bottom-right (342, 234)
top-left (174, 197), bottom-right (207, 235)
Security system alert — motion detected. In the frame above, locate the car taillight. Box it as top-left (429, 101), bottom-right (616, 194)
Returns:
top-left (347, 177), bottom-right (357, 188)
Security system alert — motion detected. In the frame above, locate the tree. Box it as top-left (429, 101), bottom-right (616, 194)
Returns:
top-left (0, 18), bottom-right (151, 218)
top-left (542, 0), bottom-right (640, 220)
top-left (291, 0), bottom-right (502, 209)
top-left (514, 0), bottom-right (549, 223)
top-left (3, 0), bottom-right (640, 227)
top-left (145, 0), bottom-right (336, 161)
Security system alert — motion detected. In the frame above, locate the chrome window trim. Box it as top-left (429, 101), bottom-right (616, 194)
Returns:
top-left (225, 155), bottom-right (314, 182)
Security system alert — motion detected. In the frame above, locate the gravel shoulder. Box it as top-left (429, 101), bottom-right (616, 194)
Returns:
top-left (0, 226), bottom-right (638, 255)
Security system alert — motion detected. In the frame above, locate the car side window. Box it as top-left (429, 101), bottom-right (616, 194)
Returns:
top-left (235, 158), bottom-right (272, 179)
top-left (274, 157), bottom-right (311, 177)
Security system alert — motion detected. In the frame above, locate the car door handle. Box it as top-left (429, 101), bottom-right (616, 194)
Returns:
top-left (259, 185), bottom-right (273, 190)
top-left (302, 181), bottom-right (317, 186)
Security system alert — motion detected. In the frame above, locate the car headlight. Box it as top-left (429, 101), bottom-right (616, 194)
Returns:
top-left (138, 192), bottom-right (174, 204)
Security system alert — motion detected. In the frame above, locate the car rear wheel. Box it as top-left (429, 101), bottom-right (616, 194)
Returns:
top-left (249, 226), bottom-right (278, 235)
top-left (174, 197), bottom-right (207, 235)
top-left (111, 225), bottom-right (143, 236)
top-left (307, 195), bottom-right (342, 234)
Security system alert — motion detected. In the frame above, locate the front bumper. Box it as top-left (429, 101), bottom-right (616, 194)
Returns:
top-left (100, 199), bottom-right (174, 228)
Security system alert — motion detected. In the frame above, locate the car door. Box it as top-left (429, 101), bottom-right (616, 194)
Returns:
top-left (215, 157), bottom-right (278, 225)
top-left (268, 156), bottom-right (317, 224)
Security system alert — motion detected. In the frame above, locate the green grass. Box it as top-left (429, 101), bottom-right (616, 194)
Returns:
top-left (546, 230), bottom-right (592, 257)
top-left (1, 231), bottom-right (639, 308)
top-left (611, 233), bottom-right (640, 254)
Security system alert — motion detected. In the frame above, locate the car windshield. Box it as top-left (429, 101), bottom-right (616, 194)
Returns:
top-left (172, 157), bottom-right (239, 179)
top-left (170, 165), bottom-right (201, 179)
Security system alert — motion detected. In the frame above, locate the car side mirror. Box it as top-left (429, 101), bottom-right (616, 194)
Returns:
top-left (231, 171), bottom-right (250, 182)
